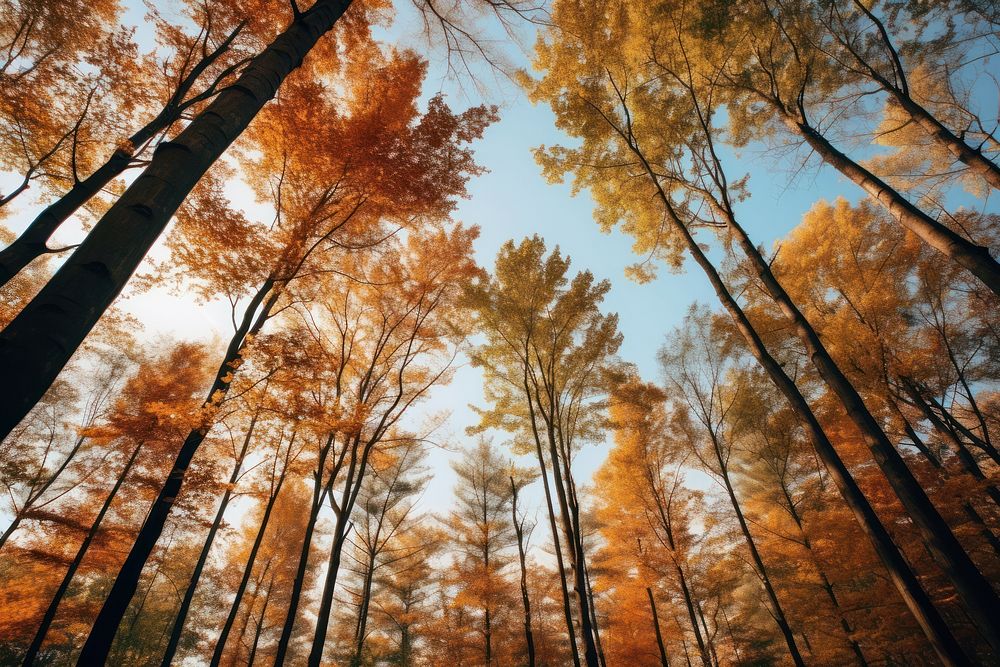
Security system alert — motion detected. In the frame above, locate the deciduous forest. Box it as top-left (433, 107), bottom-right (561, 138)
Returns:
top-left (1, 0), bottom-right (999, 665)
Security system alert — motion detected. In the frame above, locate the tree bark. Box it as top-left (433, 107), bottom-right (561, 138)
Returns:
top-left (613, 127), bottom-right (971, 665)
top-left (721, 208), bottom-right (1000, 655)
top-left (602, 101), bottom-right (973, 662)
top-left (523, 365), bottom-right (582, 667)
top-left (0, 0), bottom-right (354, 441)
top-left (707, 432), bottom-right (804, 667)
top-left (159, 413), bottom-right (260, 667)
top-left (786, 115), bottom-right (1000, 297)
top-left (272, 432), bottom-right (339, 666)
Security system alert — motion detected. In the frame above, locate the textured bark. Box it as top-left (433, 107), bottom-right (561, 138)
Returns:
top-left (21, 439), bottom-right (143, 666)
top-left (647, 587), bottom-right (670, 667)
top-left (160, 414), bottom-right (260, 667)
top-left (0, 0), bottom-right (354, 442)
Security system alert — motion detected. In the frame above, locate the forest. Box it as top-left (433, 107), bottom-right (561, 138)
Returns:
top-left (0, 0), bottom-right (999, 665)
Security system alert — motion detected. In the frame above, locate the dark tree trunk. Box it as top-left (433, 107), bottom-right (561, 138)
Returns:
top-left (272, 432), bottom-right (339, 666)
top-left (511, 477), bottom-right (536, 667)
top-left (720, 209), bottom-right (1000, 655)
top-left (647, 587), bottom-right (670, 667)
top-left (160, 414), bottom-right (260, 667)
top-left (0, 433), bottom-right (88, 552)
top-left (523, 368), bottom-right (581, 667)
top-left (21, 439), bottom-right (143, 666)
top-left (534, 384), bottom-right (599, 667)
top-left (786, 114), bottom-right (1000, 296)
top-left (0, 0), bottom-right (354, 441)
top-left (210, 440), bottom-right (291, 667)
top-left (708, 436), bottom-right (804, 667)
top-left (616, 131), bottom-right (971, 665)
top-left (248, 573), bottom-right (276, 666)
top-left (76, 281), bottom-right (279, 665)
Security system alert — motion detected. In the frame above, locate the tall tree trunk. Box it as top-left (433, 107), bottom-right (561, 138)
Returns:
top-left (779, 475), bottom-right (868, 666)
top-left (647, 587), bottom-right (670, 667)
top-left (523, 368), bottom-right (581, 667)
top-left (534, 384), bottom-right (599, 667)
top-left (248, 572), bottom-right (276, 666)
top-left (309, 432), bottom-right (373, 667)
top-left (648, 483), bottom-right (711, 666)
top-left (708, 436), bottom-right (804, 667)
top-left (0, 0), bottom-right (354, 441)
top-left (352, 549), bottom-right (378, 667)
top-left (160, 413), bottom-right (260, 667)
top-left (21, 438), bottom-right (143, 666)
top-left (614, 128), bottom-right (971, 665)
top-left (511, 477), bottom-right (536, 667)
top-left (721, 209), bottom-right (1000, 655)
top-left (784, 114), bottom-right (1000, 296)
top-left (846, 0), bottom-right (1000, 191)
top-left (211, 441), bottom-right (291, 667)
top-left (584, 563), bottom-right (607, 667)
top-left (76, 282), bottom-right (280, 665)
top-left (0, 23), bottom-right (246, 288)
top-left (272, 432), bottom-right (339, 666)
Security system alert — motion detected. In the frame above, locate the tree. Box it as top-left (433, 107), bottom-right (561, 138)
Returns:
top-left (466, 236), bottom-right (624, 667)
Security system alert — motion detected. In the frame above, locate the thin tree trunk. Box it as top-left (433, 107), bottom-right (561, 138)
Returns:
top-left (76, 281), bottom-right (280, 665)
top-left (0, 23), bottom-right (246, 288)
top-left (779, 476), bottom-right (868, 666)
top-left (272, 432), bottom-right (339, 666)
top-left (533, 382), bottom-right (599, 667)
top-left (21, 438), bottom-right (143, 666)
top-left (211, 438), bottom-right (292, 667)
top-left (523, 366), bottom-right (581, 667)
top-left (695, 601), bottom-right (719, 667)
top-left (584, 563), bottom-right (607, 667)
top-left (160, 413), bottom-right (260, 667)
top-left (721, 208), bottom-right (1000, 655)
top-left (708, 439), bottom-right (804, 667)
top-left (248, 572), bottom-right (276, 666)
top-left (647, 480), bottom-right (711, 667)
top-left (511, 477), bottom-right (536, 667)
top-left (785, 114), bottom-right (1000, 296)
top-left (647, 587), bottom-right (670, 667)
top-left (0, 0), bottom-right (354, 441)
top-left (352, 549), bottom-right (378, 667)
top-left (0, 433), bottom-right (88, 552)
top-left (608, 119), bottom-right (971, 665)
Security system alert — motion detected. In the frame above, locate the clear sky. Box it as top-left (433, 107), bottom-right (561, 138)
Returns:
top-left (2, 1), bottom-right (994, 523)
